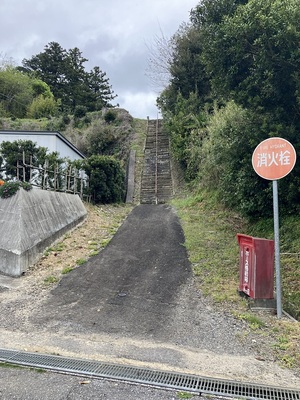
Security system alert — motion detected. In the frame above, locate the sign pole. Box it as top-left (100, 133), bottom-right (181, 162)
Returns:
top-left (252, 137), bottom-right (296, 319)
top-left (272, 180), bottom-right (282, 319)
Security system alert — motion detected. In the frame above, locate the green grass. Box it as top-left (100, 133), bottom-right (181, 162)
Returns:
top-left (100, 238), bottom-right (111, 247)
top-left (0, 362), bottom-right (23, 369)
top-left (131, 119), bottom-right (147, 157)
top-left (43, 275), bottom-right (59, 285)
top-left (177, 392), bottom-right (194, 399)
top-left (172, 187), bottom-right (300, 371)
top-left (89, 250), bottom-right (99, 256)
top-left (44, 242), bottom-right (66, 256)
top-left (273, 335), bottom-right (290, 351)
top-left (76, 258), bottom-right (86, 266)
top-left (61, 267), bottom-right (73, 275)
top-left (173, 188), bottom-right (300, 318)
top-left (0, 362), bottom-right (46, 373)
top-left (234, 312), bottom-right (266, 330)
top-left (172, 189), bottom-right (244, 304)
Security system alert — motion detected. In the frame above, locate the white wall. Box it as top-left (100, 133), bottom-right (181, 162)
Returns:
top-left (0, 131), bottom-right (85, 161)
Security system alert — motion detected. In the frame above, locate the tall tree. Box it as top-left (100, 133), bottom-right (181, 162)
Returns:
top-left (199, 0), bottom-right (300, 125)
top-left (64, 47), bottom-right (89, 109)
top-left (22, 42), bottom-right (67, 104)
top-left (21, 42), bottom-right (117, 112)
top-left (159, 0), bottom-right (300, 218)
top-left (190, 0), bottom-right (248, 26)
top-left (87, 66), bottom-right (117, 111)
top-left (171, 25), bottom-right (210, 105)
top-left (157, 24), bottom-right (210, 115)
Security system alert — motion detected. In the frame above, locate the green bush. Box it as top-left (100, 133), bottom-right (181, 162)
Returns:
top-left (62, 114), bottom-right (71, 125)
top-left (74, 105), bottom-right (87, 119)
top-left (27, 95), bottom-right (58, 118)
top-left (0, 181), bottom-right (32, 199)
top-left (86, 124), bottom-right (116, 156)
top-left (80, 155), bottom-right (125, 204)
top-left (199, 101), bottom-right (300, 218)
top-left (164, 92), bottom-right (207, 180)
top-left (104, 109), bottom-right (117, 124)
top-left (0, 139), bottom-right (48, 182)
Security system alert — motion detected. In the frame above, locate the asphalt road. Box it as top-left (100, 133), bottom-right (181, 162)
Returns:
top-left (0, 367), bottom-right (203, 400)
top-left (31, 204), bottom-right (191, 340)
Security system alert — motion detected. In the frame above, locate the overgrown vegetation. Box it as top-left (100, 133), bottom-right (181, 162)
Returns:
top-left (0, 180), bottom-right (32, 198)
top-left (172, 190), bottom-right (244, 304)
top-left (158, 0), bottom-right (300, 219)
top-left (0, 65), bottom-right (58, 119)
top-left (0, 42), bottom-right (129, 204)
top-left (0, 108), bottom-right (134, 162)
top-left (0, 37), bottom-right (138, 204)
top-left (0, 108), bottom-right (134, 203)
top-left (0, 42), bottom-right (116, 117)
top-left (172, 188), bottom-right (300, 369)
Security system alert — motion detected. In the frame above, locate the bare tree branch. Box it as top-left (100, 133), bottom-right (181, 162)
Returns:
top-left (145, 27), bottom-right (174, 92)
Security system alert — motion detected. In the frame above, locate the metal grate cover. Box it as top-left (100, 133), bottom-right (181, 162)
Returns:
top-left (0, 348), bottom-right (299, 400)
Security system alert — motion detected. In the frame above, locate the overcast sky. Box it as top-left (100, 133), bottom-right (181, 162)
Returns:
top-left (0, 0), bottom-right (198, 119)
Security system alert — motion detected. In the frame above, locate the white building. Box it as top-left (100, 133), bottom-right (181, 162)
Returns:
top-left (0, 130), bottom-right (85, 161)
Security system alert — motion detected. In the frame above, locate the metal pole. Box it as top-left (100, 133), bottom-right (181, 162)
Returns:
top-left (273, 180), bottom-right (282, 318)
top-left (155, 118), bottom-right (158, 204)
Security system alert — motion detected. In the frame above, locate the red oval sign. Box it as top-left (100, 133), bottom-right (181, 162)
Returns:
top-left (252, 137), bottom-right (296, 180)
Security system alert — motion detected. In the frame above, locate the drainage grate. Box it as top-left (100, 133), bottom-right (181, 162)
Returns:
top-left (0, 348), bottom-right (299, 400)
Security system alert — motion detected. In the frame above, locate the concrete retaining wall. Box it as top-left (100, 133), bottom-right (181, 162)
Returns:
top-left (125, 150), bottom-right (136, 203)
top-left (0, 188), bottom-right (87, 277)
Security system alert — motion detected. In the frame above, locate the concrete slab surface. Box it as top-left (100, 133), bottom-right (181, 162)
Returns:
top-left (0, 188), bottom-right (87, 276)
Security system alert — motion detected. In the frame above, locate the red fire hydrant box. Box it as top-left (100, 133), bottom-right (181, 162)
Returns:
top-left (237, 234), bottom-right (274, 299)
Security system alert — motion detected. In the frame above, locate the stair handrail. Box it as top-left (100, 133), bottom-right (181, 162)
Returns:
top-left (155, 118), bottom-right (159, 204)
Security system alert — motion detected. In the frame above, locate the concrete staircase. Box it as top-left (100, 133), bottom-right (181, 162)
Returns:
top-left (140, 119), bottom-right (173, 204)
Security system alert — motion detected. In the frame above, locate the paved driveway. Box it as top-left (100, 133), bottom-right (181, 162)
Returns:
top-left (32, 204), bottom-right (191, 340)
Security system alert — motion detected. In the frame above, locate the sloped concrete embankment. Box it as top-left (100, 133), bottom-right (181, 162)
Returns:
top-left (0, 188), bottom-right (87, 277)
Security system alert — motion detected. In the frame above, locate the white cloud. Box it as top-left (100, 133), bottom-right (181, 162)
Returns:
top-left (118, 91), bottom-right (160, 119)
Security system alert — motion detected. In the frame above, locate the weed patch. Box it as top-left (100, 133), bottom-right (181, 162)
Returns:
top-left (76, 258), bottom-right (86, 266)
top-left (61, 267), bottom-right (73, 275)
top-left (234, 312), bottom-right (266, 330)
top-left (43, 276), bottom-right (59, 285)
top-left (177, 392), bottom-right (194, 399)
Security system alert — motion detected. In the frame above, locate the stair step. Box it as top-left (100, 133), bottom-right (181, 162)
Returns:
top-left (140, 119), bottom-right (173, 204)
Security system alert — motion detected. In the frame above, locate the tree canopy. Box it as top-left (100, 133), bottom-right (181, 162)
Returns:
top-left (198, 0), bottom-right (300, 125)
top-left (0, 65), bottom-right (58, 118)
top-left (157, 0), bottom-right (300, 218)
top-left (21, 42), bottom-right (117, 113)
